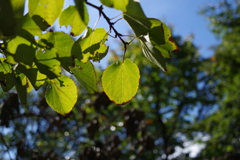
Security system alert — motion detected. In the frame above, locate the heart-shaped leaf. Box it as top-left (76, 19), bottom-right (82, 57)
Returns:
top-left (102, 58), bottom-right (140, 105)
top-left (45, 74), bottom-right (78, 115)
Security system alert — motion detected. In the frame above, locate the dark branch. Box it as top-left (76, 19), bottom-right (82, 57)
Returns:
top-left (85, 0), bottom-right (129, 62)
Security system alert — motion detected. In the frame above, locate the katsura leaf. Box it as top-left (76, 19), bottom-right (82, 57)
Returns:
top-left (6, 73), bottom-right (31, 104)
top-left (21, 13), bottom-right (42, 36)
top-left (140, 35), bottom-right (167, 72)
top-left (14, 73), bottom-right (28, 104)
top-left (154, 20), bottom-right (179, 57)
top-left (16, 64), bottom-right (46, 90)
top-left (45, 74), bottom-right (78, 115)
top-left (74, 27), bottom-right (109, 63)
top-left (28, 0), bottom-right (64, 30)
top-left (35, 48), bottom-right (61, 79)
top-left (123, 0), bottom-right (151, 37)
top-left (102, 58), bottom-right (140, 105)
top-left (5, 36), bottom-right (35, 66)
top-left (59, 5), bottom-right (89, 36)
top-left (0, 58), bottom-right (14, 91)
top-left (53, 32), bottom-right (74, 70)
top-left (0, 0), bottom-right (25, 38)
top-left (0, 58), bottom-right (12, 74)
top-left (148, 18), bottom-right (165, 47)
top-left (100, 0), bottom-right (129, 11)
top-left (69, 59), bottom-right (98, 94)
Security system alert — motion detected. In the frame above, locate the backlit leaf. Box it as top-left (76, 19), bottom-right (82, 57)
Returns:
top-left (0, 58), bottom-right (14, 91)
top-left (102, 58), bottom-right (140, 105)
top-left (15, 73), bottom-right (28, 104)
top-left (74, 27), bottom-right (109, 63)
top-left (5, 36), bottom-right (35, 66)
top-left (0, 0), bottom-right (25, 38)
top-left (16, 64), bottom-right (47, 90)
top-left (140, 35), bottom-right (167, 72)
top-left (21, 13), bottom-right (42, 36)
top-left (123, 0), bottom-right (151, 37)
top-left (59, 5), bottom-right (89, 36)
top-left (154, 21), bottom-right (179, 57)
top-left (35, 48), bottom-right (61, 79)
top-left (45, 74), bottom-right (78, 115)
top-left (28, 0), bottom-right (64, 30)
top-left (148, 18), bottom-right (165, 47)
top-left (53, 32), bottom-right (74, 70)
top-left (69, 59), bottom-right (98, 94)
top-left (100, 0), bottom-right (129, 11)
top-left (6, 73), bottom-right (31, 104)
top-left (0, 58), bottom-right (12, 74)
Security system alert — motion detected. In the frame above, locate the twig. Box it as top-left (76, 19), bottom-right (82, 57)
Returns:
top-left (85, 0), bottom-right (130, 62)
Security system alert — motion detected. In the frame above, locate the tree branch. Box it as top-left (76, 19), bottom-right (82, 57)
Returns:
top-left (85, 0), bottom-right (130, 62)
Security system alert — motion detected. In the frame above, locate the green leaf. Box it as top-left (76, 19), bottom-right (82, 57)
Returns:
top-left (35, 48), bottom-right (61, 79)
top-left (59, 5), bottom-right (89, 36)
top-left (15, 74), bottom-right (28, 104)
top-left (148, 18), bottom-right (165, 46)
top-left (28, 0), bottom-right (64, 30)
top-left (0, 58), bottom-right (12, 74)
top-left (37, 31), bottom-right (74, 70)
top-left (0, 58), bottom-right (14, 91)
top-left (5, 36), bottom-right (35, 66)
top-left (100, 0), bottom-right (129, 11)
top-left (5, 73), bottom-right (31, 104)
top-left (0, 0), bottom-right (25, 38)
top-left (74, 0), bottom-right (89, 24)
top-left (69, 59), bottom-right (98, 94)
top-left (45, 74), bottom-right (78, 115)
top-left (74, 27), bottom-right (109, 63)
top-left (154, 20), bottom-right (179, 57)
top-left (53, 32), bottom-right (74, 70)
top-left (102, 58), bottom-right (140, 105)
top-left (21, 13), bottom-right (42, 36)
top-left (123, 0), bottom-right (151, 37)
top-left (140, 35), bottom-right (167, 72)
top-left (16, 64), bottom-right (47, 90)
top-left (37, 31), bottom-right (55, 49)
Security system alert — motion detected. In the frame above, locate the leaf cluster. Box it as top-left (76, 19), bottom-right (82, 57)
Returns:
top-left (0, 0), bottom-right (178, 115)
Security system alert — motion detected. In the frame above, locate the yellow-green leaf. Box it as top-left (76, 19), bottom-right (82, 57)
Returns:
top-left (69, 59), bottom-right (98, 94)
top-left (29, 0), bottom-right (64, 30)
top-left (102, 58), bottom-right (140, 105)
top-left (100, 0), bottom-right (129, 11)
top-left (73, 27), bottom-right (109, 63)
top-left (45, 74), bottom-right (78, 115)
top-left (59, 5), bottom-right (89, 36)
